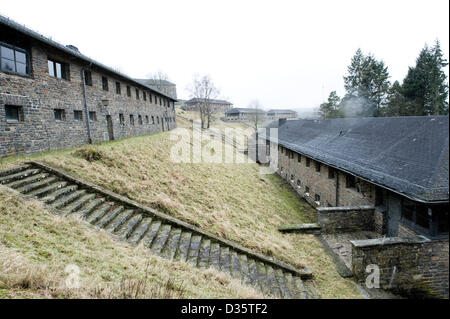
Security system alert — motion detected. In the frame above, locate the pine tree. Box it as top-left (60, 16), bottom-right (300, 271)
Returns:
top-left (319, 91), bottom-right (341, 118)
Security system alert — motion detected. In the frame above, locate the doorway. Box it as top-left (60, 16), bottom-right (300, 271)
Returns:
top-left (106, 115), bottom-right (114, 141)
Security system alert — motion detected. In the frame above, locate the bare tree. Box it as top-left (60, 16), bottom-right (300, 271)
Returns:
top-left (248, 99), bottom-right (264, 162)
top-left (147, 71), bottom-right (170, 92)
top-left (187, 74), bottom-right (219, 129)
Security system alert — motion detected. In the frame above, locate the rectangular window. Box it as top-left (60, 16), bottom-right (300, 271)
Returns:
top-left (145, 115), bottom-right (149, 124)
top-left (116, 82), bottom-right (121, 94)
top-left (281, 147), bottom-right (284, 154)
top-left (5, 105), bottom-right (23, 122)
top-left (149, 94), bottom-right (153, 103)
top-left (306, 158), bottom-right (310, 167)
top-left (305, 186), bottom-right (310, 194)
top-left (346, 175), bottom-right (356, 188)
top-left (48, 58), bottom-right (69, 80)
top-left (138, 115), bottom-right (143, 125)
top-left (54, 109), bottom-right (66, 121)
top-left (290, 151), bottom-right (294, 159)
top-left (74, 110), bottom-right (83, 121)
top-left (297, 179), bottom-right (301, 188)
top-left (1, 44), bottom-right (30, 75)
top-left (143, 92), bottom-right (146, 101)
top-left (102, 76), bottom-right (109, 91)
top-left (315, 162), bottom-right (321, 173)
top-left (159, 97), bottom-right (162, 105)
top-left (119, 113), bottom-right (125, 126)
top-left (127, 86), bottom-right (131, 97)
top-left (83, 70), bottom-right (92, 86)
top-left (88, 111), bottom-right (97, 122)
top-left (151, 116), bottom-right (155, 124)
top-left (136, 89), bottom-right (139, 100)
top-left (315, 194), bottom-right (321, 203)
top-left (298, 154), bottom-right (301, 163)
top-left (157, 116), bottom-right (160, 124)
top-left (290, 174), bottom-right (294, 182)
top-left (130, 114), bottom-right (135, 125)
top-left (328, 167), bottom-right (336, 179)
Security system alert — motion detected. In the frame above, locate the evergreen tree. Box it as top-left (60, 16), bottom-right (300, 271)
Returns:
top-left (319, 91), bottom-right (341, 118)
top-left (343, 49), bottom-right (391, 117)
top-left (383, 81), bottom-right (410, 116)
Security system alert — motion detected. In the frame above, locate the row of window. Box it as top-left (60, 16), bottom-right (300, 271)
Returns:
top-left (0, 41), bottom-right (173, 109)
top-left (4, 105), bottom-right (175, 126)
top-left (280, 168), bottom-right (323, 205)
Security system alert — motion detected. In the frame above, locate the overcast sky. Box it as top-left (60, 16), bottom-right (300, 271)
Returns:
top-left (1, 0), bottom-right (449, 109)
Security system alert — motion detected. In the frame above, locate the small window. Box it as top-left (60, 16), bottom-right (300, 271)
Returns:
top-left (1, 44), bottom-right (30, 75)
top-left (127, 86), bottom-right (131, 97)
top-left (74, 110), bottom-right (83, 121)
top-left (281, 147), bottom-right (284, 154)
top-left (83, 70), bottom-right (92, 86)
top-left (48, 59), bottom-right (69, 80)
top-left (136, 89), bottom-right (139, 100)
top-left (102, 76), bottom-right (109, 91)
top-left (143, 92), bottom-right (146, 101)
top-left (145, 115), bottom-right (149, 124)
top-left (297, 179), bottom-right (301, 188)
top-left (149, 94), bottom-right (153, 103)
top-left (159, 97), bottom-right (162, 105)
top-left (305, 186), bottom-right (310, 194)
top-left (328, 167), bottom-right (336, 179)
top-left (290, 151), bottom-right (294, 159)
top-left (88, 111), bottom-right (97, 122)
top-left (290, 174), bottom-right (294, 182)
top-left (130, 114), bottom-right (135, 125)
top-left (157, 116), bottom-right (160, 124)
top-left (297, 154), bottom-right (301, 163)
top-left (5, 105), bottom-right (23, 122)
top-left (315, 162), bottom-right (321, 173)
top-left (115, 82), bottom-right (121, 94)
top-left (315, 194), bottom-right (321, 202)
top-left (346, 175), bottom-right (356, 188)
top-left (119, 113), bottom-right (125, 126)
top-left (306, 158), bottom-right (311, 167)
top-left (138, 115), bottom-right (143, 125)
top-left (54, 109), bottom-right (66, 121)
top-left (151, 116), bottom-right (155, 124)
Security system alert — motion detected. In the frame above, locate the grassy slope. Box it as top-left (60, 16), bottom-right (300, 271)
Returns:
top-left (0, 117), bottom-right (362, 298)
top-left (0, 185), bottom-right (263, 299)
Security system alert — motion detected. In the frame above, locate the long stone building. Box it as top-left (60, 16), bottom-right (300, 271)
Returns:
top-left (262, 116), bottom-right (449, 297)
top-left (266, 109), bottom-right (297, 120)
top-left (182, 98), bottom-right (233, 113)
top-left (0, 15), bottom-right (177, 158)
top-left (224, 107), bottom-right (267, 122)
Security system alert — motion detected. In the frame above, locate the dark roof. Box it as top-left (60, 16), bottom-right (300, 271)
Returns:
top-left (134, 79), bottom-right (176, 87)
top-left (186, 98), bottom-right (232, 105)
top-left (225, 108), bottom-right (267, 115)
top-left (0, 14), bottom-right (176, 101)
top-left (264, 116), bottom-right (449, 203)
top-left (267, 109), bottom-right (297, 115)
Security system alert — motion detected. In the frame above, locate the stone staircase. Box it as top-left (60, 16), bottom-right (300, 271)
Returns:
top-left (0, 162), bottom-right (314, 299)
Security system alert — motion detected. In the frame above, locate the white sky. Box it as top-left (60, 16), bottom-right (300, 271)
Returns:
top-left (1, 0), bottom-right (449, 109)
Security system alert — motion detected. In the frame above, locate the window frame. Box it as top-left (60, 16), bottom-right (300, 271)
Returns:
top-left (119, 113), bottom-right (125, 126)
top-left (73, 110), bottom-right (83, 121)
top-left (4, 105), bottom-right (24, 122)
top-left (115, 82), bottom-right (121, 95)
top-left (0, 41), bottom-right (31, 76)
top-left (48, 58), bottom-right (69, 80)
top-left (53, 108), bottom-right (66, 121)
top-left (83, 70), bottom-right (92, 86)
top-left (88, 111), bottom-right (97, 122)
top-left (102, 76), bottom-right (109, 91)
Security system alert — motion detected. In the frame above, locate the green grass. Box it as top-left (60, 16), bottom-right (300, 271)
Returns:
top-left (0, 121), bottom-right (362, 298)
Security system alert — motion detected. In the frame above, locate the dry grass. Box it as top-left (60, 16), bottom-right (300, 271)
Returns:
top-left (0, 117), bottom-right (362, 298)
top-left (0, 186), bottom-right (264, 299)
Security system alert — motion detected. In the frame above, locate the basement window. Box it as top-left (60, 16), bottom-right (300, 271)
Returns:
top-left (115, 82), bottom-right (121, 94)
top-left (5, 105), bottom-right (24, 122)
top-left (119, 113), bottom-right (125, 126)
top-left (88, 111), bottom-right (97, 122)
top-left (305, 186), bottom-right (310, 196)
top-left (315, 194), bottom-right (321, 202)
top-left (297, 179), bottom-right (301, 188)
top-left (102, 76), bottom-right (109, 91)
top-left (83, 70), bottom-right (92, 86)
top-left (54, 109), bottom-right (66, 121)
top-left (290, 174), bottom-right (294, 182)
top-left (48, 59), bottom-right (69, 80)
top-left (74, 110), bottom-right (83, 121)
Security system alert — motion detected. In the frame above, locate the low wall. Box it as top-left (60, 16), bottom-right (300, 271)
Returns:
top-left (317, 206), bottom-right (375, 233)
top-left (351, 236), bottom-right (449, 299)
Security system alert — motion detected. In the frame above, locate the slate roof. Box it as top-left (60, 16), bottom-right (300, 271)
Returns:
top-left (0, 14), bottom-right (176, 101)
top-left (134, 79), bottom-right (176, 87)
top-left (264, 116), bottom-right (449, 203)
top-left (225, 108), bottom-right (267, 115)
top-left (186, 98), bottom-right (233, 105)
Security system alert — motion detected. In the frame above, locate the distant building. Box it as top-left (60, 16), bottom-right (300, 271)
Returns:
top-left (266, 109), bottom-right (297, 120)
top-left (224, 108), bottom-right (267, 122)
top-left (183, 98), bottom-right (233, 113)
top-left (135, 79), bottom-right (177, 100)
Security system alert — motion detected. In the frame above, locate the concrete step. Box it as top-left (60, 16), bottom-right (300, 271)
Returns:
top-left (0, 168), bottom-right (40, 184)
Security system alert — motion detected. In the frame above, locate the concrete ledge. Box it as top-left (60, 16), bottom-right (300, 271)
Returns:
top-left (351, 235), bottom-right (430, 248)
top-left (278, 223), bottom-right (321, 234)
top-left (317, 205), bottom-right (374, 212)
top-left (30, 161), bottom-right (312, 279)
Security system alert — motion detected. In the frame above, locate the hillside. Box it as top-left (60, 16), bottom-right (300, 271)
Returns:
top-left (0, 121), bottom-right (362, 298)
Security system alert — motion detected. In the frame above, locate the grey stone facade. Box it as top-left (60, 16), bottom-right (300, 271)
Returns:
top-left (1, 16), bottom-right (176, 158)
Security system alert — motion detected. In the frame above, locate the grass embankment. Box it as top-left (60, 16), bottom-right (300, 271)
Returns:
top-left (0, 118), bottom-right (362, 298)
top-left (0, 185), bottom-right (263, 299)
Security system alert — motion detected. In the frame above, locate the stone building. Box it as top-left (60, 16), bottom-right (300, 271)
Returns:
top-left (0, 15), bottom-right (177, 158)
top-left (183, 98), bottom-right (233, 113)
top-left (266, 109), bottom-right (297, 120)
top-left (262, 116), bottom-right (449, 297)
top-left (134, 78), bottom-right (177, 100)
top-left (224, 108), bottom-right (267, 122)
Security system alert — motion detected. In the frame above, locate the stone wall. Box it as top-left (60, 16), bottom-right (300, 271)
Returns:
top-left (317, 206), bottom-right (375, 233)
top-left (351, 236), bottom-right (449, 299)
top-left (1, 37), bottom-right (176, 158)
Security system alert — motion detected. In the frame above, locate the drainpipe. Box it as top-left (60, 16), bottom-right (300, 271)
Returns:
top-left (335, 171), bottom-right (339, 206)
top-left (81, 68), bottom-right (92, 144)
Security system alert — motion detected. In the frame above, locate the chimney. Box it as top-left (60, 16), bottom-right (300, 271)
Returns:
top-left (66, 45), bottom-right (80, 53)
